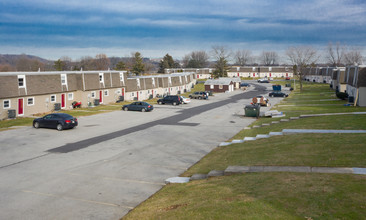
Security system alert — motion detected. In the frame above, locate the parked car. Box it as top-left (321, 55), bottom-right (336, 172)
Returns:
top-left (180, 96), bottom-right (191, 104)
top-left (189, 91), bottom-right (208, 100)
top-left (240, 82), bottom-right (250, 87)
top-left (258, 78), bottom-right (270, 83)
top-left (122, 101), bottom-right (154, 112)
top-left (269, 91), bottom-right (289, 97)
top-left (33, 113), bottom-right (78, 131)
top-left (157, 95), bottom-right (181, 105)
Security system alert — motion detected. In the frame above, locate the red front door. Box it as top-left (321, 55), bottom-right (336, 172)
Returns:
top-left (197, 74), bottom-right (199, 79)
top-left (286, 73), bottom-right (288, 77)
top-left (61, 94), bottom-right (66, 108)
top-left (237, 73), bottom-right (239, 77)
top-left (18, 98), bottom-right (24, 115)
top-left (122, 88), bottom-right (125, 96)
top-left (99, 91), bottom-right (103, 103)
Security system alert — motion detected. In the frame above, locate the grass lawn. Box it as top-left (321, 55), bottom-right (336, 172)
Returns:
top-left (122, 82), bottom-right (366, 220)
top-left (124, 174), bottom-right (366, 220)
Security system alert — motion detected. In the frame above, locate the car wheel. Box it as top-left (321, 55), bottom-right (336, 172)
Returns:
top-left (158, 101), bottom-right (162, 105)
top-left (124, 107), bottom-right (128, 111)
top-left (141, 108), bottom-right (146, 112)
top-left (198, 96), bottom-right (202, 100)
top-left (56, 123), bottom-right (63, 131)
top-left (33, 122), bottom-right (40, 129)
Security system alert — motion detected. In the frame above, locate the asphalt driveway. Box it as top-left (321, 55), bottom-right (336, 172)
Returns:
top-left (0, 83), bottom-right (281, 219)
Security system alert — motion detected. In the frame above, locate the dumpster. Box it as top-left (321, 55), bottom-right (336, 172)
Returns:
top-left (272, 84), bottom-right (281, 91)
top-left (244, 104), bottom-right (260, 118)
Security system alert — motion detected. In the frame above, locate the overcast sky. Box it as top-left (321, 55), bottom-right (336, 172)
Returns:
top-left (1, 0), bottom-right (365, 61)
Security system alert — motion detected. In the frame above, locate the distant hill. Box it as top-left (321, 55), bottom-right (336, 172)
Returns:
top-left (0, 54), bottom-right (52, 66)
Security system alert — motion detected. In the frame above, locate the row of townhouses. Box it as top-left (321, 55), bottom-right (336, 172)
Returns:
top-left (0, 71), bottom-right (196, 120)
top-left (165, 68), bottom-right (213, 79)
top-left (165, 66), bottom-right (294, 79)
top-left (303, 66), bottom-right (366, 107)
top-left (227, 66), bottom-right (293, 78)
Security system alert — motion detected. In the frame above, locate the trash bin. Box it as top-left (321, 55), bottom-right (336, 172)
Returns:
top-left (244, 104), bottom-right (260, 118)
top-left (94, 99), bottom-right (100, 106)
top-left (348, 96), bottom-right (354, 103)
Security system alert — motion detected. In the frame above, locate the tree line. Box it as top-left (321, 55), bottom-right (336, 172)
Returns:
top-left (0, 43), bottom-right (363, 79)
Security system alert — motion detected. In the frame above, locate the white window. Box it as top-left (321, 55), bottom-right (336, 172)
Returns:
top-left (104, 90), bottom-right (109, 96)
top-left (27, 97), bottom-right (34, 106)
top-left (179, 76), bottom-right (182, 84)
top-left (68, 93), bottom-right (73, 100)
top-left (61, 74), bottom-right (67, 85)
top-left (252, 67), bottom-right (256, 71)
top-left (18, 75), bottom-right (26, 88)
top-left (210, 85), bottom-right (214, 89)
top-left (269, 67), bottom-right (272, 71)
top-left (3, 100), bottom-right (10, 109)
top-left (168, 77), bottom-right (172, 85)
top-left (219, 85), bottom-right (223, 89)
top-left (99, 73), bottom-right (104, 83)
top-left (132, 92), bottom-right (134, 96)
top-left (136, 78), bottom-right (140, 88)
top-left (91, 91), bottom-right (96, 98)
top-left (152, 78), bottom-right (155, 87)
top-left (50, 95), bottom-right (56, 102)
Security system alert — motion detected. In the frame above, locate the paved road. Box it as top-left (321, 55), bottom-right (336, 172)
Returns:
top-left (0, 83), bottom-right (282, 219)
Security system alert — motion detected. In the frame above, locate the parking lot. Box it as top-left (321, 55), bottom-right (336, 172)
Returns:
top-left (0, 82), bottom-right (285, 219)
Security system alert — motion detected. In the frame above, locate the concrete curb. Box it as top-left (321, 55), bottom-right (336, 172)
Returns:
top-left (169, 166), bottom-right (366, 184)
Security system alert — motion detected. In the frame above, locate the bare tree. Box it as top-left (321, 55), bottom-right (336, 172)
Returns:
top-left (95, 54), bottom-right (110, 70)
top-left (233, 50), bottom-right (252, 66)
top-left (286, 46), bottom-right (319, 91)
top-left (211, 45), bottom-right (231, 77)
top-left (16, 54), bottom-right (45, 71)
top-left (0, 64), bottom-right (15, 72)
top-left (183, 51), bottom-right (209, 68)
top-left (60, 56), bottom-right (73, 70)
top-left (343, 46), bottom-right (363, 65)
top-left (261, 51), bottom-right (279, 66)
top-left (79, 56), bottom-right (96, 70)
top-left (325, 42), bottom-right (344, 66)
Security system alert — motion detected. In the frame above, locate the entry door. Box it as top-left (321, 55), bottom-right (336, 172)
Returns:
top-left (137, 91), bottom-right (139, 100)
top-left (99, 91), bottom-right (103, 103)
top-left (18, 98), bottom-right (24, 115)
top-left (61, 94), bottom-right (66, 108)
top-left (152, 90), bottom-right (154, 97)
top-left (122, 88), bottom-right (125, 96)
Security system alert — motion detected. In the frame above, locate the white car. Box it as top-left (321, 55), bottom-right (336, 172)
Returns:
top-left (180, 96), bottom-right (191, 104)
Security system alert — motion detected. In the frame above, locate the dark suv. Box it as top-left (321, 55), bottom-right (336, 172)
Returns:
top-left (157, 95), bottom-right (181, 105)
top-left (189, 91), bottom-right (208, 100)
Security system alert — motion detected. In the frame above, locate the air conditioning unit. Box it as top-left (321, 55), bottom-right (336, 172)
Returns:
top-left (54, 103), bottom-right (61, 111)
top-left (8, 109), bottom-right (16, 119)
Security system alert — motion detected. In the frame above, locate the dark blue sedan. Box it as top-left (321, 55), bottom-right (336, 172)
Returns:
top-left (33, 113), bottom-right (78, 131)
top-left (122, 102), bottom-right (154, 112)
